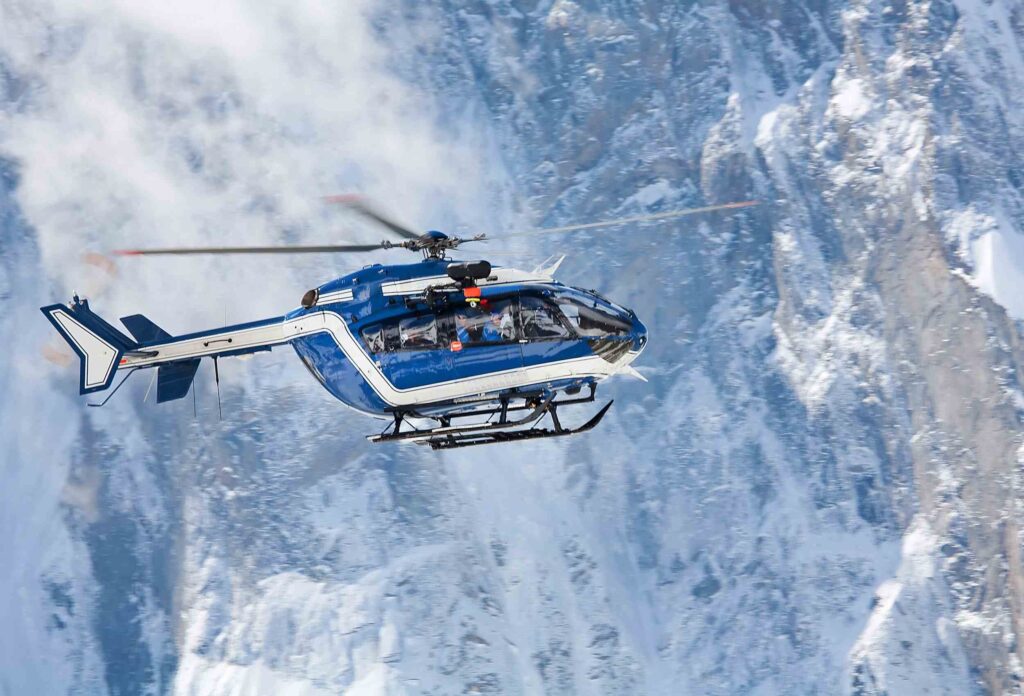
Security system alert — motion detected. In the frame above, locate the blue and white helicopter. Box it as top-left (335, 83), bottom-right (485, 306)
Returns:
top-left (41, 197), bottom-right (756, 449)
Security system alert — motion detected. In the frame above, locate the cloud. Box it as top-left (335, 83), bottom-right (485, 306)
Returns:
top-left (2, 0), bottom-right (502, 325)
top-left (0, 3), bottom-right (508, 691)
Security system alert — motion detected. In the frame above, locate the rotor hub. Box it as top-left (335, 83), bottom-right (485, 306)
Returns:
top-left (384, 229), bottom-right (483, 260)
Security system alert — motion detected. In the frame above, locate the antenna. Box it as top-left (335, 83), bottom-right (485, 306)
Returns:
top-left (214, 356), bottom-right (223, 421)
top-left (86, 368), bottom-right (138, 407)
top-left (143, 369), bottom-right (156, 403)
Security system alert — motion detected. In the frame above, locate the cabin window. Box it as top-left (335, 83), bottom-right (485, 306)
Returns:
top-left (398, 315), bottom-right (438, 349)
top-left (520, 296), bottom-right (571, 339)
top-left (556, 299), bottom-right (631, 337)
top-left (362, 325), bottom-right (385, 353)
top-left (383, 323), bottom-right (401, 351)
top-left (453, 299), bottom-right (517, 345)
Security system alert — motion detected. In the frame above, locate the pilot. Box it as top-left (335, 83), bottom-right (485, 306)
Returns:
top-left (456, 302), bottom-right (513, 344)
top-left (480, 314), bottom-right (501, 342)
top-left (455, 309), bottom-right (483, 343)
top-left (481, 303), bottom-right (514, 342)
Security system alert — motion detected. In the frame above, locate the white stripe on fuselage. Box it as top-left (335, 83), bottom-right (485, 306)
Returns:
top-left (121, 311), bottom-right (632, 408)
top-left (313, 269), bottom-right (553, 305)
top-left (380, 268), bottom-right (555, 297)
top-left (316, 289), bottom-right (353, 304)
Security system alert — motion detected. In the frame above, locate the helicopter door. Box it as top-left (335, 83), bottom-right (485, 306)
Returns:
top-left (446, 297), bottom-right (524, 389)
top-left (518, 293), bottom-right (586, 380)
top-left (372, 314), bottom-right (453, 393)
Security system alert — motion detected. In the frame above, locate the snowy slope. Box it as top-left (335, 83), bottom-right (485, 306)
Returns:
top-left (3, 1), bottom-right (1024, 695)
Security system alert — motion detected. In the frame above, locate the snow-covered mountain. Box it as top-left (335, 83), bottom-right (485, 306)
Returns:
top-left (3, 1), bottom-right (1024, 694)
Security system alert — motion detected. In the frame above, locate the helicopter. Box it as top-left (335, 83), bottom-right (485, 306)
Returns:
top-left (41, 196), bottom-right (757, 449)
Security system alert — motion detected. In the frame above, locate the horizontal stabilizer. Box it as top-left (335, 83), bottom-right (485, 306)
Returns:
top-left (41, 299), bottom-right (136, 394)
top-left (157, 359), bottom-right (201, 403)
top-left (121, 314), bottom-right (172, 343)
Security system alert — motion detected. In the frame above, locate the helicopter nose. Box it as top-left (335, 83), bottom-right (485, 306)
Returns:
top-left (631, 316), bottom-right (648, 353)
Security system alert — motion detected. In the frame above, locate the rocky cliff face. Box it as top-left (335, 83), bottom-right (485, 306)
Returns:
top-left (2, 1), bottom-right (1024, 694)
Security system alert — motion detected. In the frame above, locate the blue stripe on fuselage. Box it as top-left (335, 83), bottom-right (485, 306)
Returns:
top-left (290, 333), bottom-right (388, 414)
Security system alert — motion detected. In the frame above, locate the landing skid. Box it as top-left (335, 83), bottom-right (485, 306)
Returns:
top-left (368, 383), bottom-right (613, 449)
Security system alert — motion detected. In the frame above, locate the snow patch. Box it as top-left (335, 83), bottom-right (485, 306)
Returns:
top-left (946, 207), bottom-right (1024, 320)
top-left (831, 76), bottom-right (871, 121)
top-left (846, 517), bottom-right (972, 694)
top-left (624, 180), bottom-right (676, 209)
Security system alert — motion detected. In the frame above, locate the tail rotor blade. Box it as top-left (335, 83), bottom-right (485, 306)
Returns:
top-left (499, 200), bottom-right (760, 238)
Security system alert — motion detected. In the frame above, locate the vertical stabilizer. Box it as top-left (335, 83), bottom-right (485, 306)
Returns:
top-left (41, 297), bottom-right (136, 394)
top-left (120, 314), bottom-right (172, 343)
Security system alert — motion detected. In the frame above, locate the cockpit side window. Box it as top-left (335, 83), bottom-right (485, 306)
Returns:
top-left (556, 299), bottom-right (631, 337)
top-left (520, 295), bottom-right (571, 340)
top-left (453, 299), bottom-right (518, 345)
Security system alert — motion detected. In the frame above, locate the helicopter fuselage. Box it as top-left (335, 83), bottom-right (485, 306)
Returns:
top-left (286, 259), bottom-right (647, 416)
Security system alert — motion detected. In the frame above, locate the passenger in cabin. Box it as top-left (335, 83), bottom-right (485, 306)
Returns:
top-left (455, 300), bottom-right (515, 344)
top-left (455, 308), bottom-right (484, 343)
top-left (399, 315), bottom-right (437, 349)
top-left (482, 304), bottom-right (515, 342)
top-left (364, 327), bottom-right (385, 353)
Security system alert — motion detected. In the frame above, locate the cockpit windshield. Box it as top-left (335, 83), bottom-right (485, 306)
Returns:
top-left (518, 296), bottom-right (569, 339)
top-left (555, 297), bottom-right (632, 337)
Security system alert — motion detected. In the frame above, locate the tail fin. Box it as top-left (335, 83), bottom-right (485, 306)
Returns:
top-left (156, 359), bottom-right (201, 403)
top-left (41, 297), bottom-right (137, 394)
top-left (120, 314), bottom-right (172, 343)
top-left (119, 314), bottom-right (199, 402)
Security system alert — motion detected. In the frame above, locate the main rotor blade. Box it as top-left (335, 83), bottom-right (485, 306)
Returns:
top-left (114, 243), bottom-right (385, 256)
top-left (323, 194), bottom-right (421, 241)
top-left (499, 200), bottom-right (760, 238)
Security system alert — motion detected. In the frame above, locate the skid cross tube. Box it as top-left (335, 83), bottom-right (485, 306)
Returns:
top-left (425, 400), bottom-right (614, 450)
top-left (370, 396), bottom-right (554, 445)
top-left (395, 383), bottom-right (597, 423)
top-left (367, 383), bottom-right (612, 449)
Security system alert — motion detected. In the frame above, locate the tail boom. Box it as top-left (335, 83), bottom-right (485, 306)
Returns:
top-left (42, 297), bottom-right (290, 399)
top-left (118, 316), bottom-right (289, 370)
